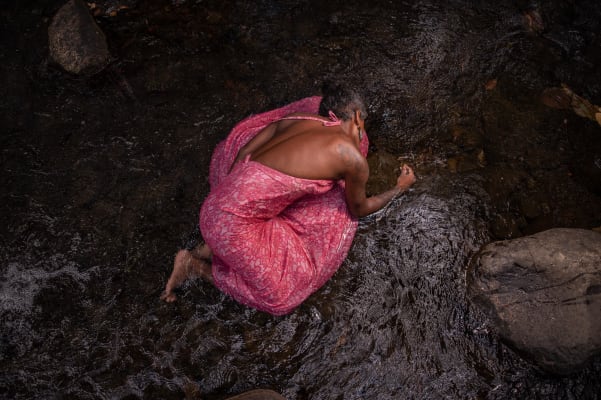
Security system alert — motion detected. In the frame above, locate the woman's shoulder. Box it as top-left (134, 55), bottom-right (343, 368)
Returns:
top-left (279, 112), bottom-right (332, 124)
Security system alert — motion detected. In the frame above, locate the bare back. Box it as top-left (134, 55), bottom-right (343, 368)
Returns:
top-left (233, 112), bottom-right (414, 218)
top-left (241, 116), bottom-right (362, 181)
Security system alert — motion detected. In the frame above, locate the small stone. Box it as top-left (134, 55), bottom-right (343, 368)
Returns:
top-left (540, 87), bottom-right (571, 109)
top-left (48, 0), bottom-right (110, 75)
top-left (485, 79), bottom-right (497, 91)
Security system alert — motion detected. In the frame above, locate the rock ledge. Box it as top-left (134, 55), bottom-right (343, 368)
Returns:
top-left (468, 228), bottom-right (601, 375)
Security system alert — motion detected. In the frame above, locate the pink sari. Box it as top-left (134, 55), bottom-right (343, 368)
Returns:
top-left (199, 96), bottom-right (369, 315)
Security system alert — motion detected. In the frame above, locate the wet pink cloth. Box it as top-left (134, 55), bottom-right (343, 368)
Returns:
top-left (199, 96), bottom-right (369, 315)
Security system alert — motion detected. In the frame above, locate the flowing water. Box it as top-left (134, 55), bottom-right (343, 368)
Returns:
top-left (2, 0), bottom-right (601, 399)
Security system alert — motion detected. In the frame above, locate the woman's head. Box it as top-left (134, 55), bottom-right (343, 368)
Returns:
top-left (319, 81), bottom-right (367, 121)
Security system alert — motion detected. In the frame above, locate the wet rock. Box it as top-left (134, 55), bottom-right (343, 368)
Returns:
top-left (561, 84), bottom-right (599, 121)
top-left (490, 212), bottom-right (523, 239)
top-left (542, 85), bottom-right (601, 126)
top-left (224, 389), bottom-right (286, 400)
top-left (540, 87), bottom-right (571, 110)
top-left (183, 378), bottom-right (202, 399)
top-left (523, 9), bottom-right (544, 33)
top-left (447, 150), bottom-right (485, 173)
top-left (484, 79), bottom-right (497, 91)
top-left (570, 155), bottom-right (601, 196)
top-left (483, 166), bottom-right (527, 204)
top-left (451, 126), bottom-right (484, 151)
top-left (468, 228), bottom-right (601, 375)
top-left (518, 197), bottom-right (539, 219)
top-left (48, 0), bottom-right (110, 75)
top-left (366, 149), bottom-right (400, 196)
top-left (447, 126), bottom-right (486, 173)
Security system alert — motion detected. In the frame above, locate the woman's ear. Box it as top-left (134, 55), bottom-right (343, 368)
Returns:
top-left (354, 109), bottom-right (361, 125)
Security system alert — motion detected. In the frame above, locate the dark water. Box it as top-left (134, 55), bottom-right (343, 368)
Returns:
top-left (2, 0), bottom-right (601, 399)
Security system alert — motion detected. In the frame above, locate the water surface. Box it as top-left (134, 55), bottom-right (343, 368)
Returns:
top-left (1, 0), bottom-right (601, 399)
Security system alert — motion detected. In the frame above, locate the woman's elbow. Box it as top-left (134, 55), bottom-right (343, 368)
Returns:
top-left (348, 204), bottom-right (369, 218)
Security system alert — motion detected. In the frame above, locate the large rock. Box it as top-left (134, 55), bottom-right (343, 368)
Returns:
top-left (48, 0), bottom-right (110, 75)
top-left (468, 228), bottom-right (601, 375)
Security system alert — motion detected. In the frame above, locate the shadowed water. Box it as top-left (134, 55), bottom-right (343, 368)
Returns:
top-left (1, 0), bottom-right (601, 399)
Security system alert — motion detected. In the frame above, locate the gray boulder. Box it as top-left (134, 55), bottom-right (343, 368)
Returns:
top-left (468, 228), bottom-right (601, 375)
top-left (48, 0), bottom-right (110, 75)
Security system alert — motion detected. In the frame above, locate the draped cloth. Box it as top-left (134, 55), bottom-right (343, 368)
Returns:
top-left (199, 96), bottom-right (369, 315)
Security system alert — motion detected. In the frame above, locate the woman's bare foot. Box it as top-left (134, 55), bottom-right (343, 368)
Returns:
top-left (161, 245), bottom-right (213, 302)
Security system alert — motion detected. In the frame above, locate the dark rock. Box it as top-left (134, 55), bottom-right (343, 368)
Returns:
top-left (366, 149), bottom-right (399, 196)
top-left (540, 87), bottom-right (571, 110)
top-left (519, 195), bottom-right (542, 219)
top-left (447, 149), bottom-right (485, 173)
top-left (48, 0), bottom-right (110, 75)
top-left (224, 389), bottom-right (286, 400)
top-left (490, 212), bottom-right (523, 239)
top-left (451, 125), bottom-right (484, 151)
top-left (468, 228), bottom-right (601, 375)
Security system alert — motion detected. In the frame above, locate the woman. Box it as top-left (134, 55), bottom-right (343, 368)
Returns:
top-left (161, 83), bottom-right (416, 315)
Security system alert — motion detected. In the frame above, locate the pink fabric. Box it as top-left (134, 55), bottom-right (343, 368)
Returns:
top-left (199, 96), bottom-right (369, 315)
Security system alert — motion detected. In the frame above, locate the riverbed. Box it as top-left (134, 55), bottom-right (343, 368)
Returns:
top-left (1, 0), bottom-right (600, 399)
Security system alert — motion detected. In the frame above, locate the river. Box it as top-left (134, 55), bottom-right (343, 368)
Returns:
top-left (1, 0), bottom-right (600, 399)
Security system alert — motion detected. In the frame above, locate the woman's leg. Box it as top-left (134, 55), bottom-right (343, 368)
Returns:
top-left (161, 243), bottom-right (213, 302)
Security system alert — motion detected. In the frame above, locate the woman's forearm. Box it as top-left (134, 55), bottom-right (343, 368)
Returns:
top-left (349, 164), bottom-right (416, 217)
top-left (356, 186), bottom-right (404, 217)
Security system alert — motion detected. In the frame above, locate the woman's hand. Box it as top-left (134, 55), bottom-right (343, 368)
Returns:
top-left (396, 164), bottom-right (416, 191)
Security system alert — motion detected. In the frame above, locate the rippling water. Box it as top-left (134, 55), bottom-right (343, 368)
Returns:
top-left (2, 0), bottom-right (600, 399)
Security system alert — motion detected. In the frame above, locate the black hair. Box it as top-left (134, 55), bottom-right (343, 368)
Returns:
top-left (318, 81), bottom-right (367, 121)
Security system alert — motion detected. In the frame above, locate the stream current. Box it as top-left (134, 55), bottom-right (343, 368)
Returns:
top-left (2, 0), bottom-right (601, 399)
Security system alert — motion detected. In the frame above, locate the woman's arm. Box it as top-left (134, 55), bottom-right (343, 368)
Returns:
top-left (341, 145), bottom-right (415, 217)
